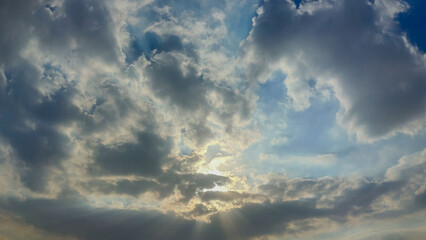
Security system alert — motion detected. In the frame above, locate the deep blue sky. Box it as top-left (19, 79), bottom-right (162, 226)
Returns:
top-left (398, 0), bottom-right (426, 52)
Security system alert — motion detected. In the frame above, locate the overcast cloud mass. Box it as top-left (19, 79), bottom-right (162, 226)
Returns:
top-left (0, 0), bottom-right (425, 239)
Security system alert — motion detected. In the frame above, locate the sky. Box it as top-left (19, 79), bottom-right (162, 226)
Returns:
top-left (0, 0), bottom-right (425, 239)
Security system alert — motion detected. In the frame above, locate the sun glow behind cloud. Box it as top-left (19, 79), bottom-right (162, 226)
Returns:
top-left (202, 183), bottom-right (229, 193)
top-left (0, 0), bottom-right (426, 239)
top-left (197, 156), bottom-right (229, 176)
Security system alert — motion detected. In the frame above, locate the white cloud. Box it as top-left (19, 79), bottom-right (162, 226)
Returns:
top-left (243, 0), bottom-right (426, 142)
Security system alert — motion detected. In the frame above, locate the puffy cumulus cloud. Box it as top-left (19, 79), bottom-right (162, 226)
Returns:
top-left (197, 149), bottom-right (426, 239)
top-left (385, 147), bottom-right (426, 182)
top-left (145, 52), bottom-right (208, 111)
top-left (258, 176), bottom-right (406, 221)
top-left (258, 149), bottom-right (426, 218)
top-left (1, 0), bottom-right (426, 239)
top-left (0, 0), bottom-right (254, 199)
top-left (243, 0), bottom-right (426, 141)
top-left (33, 0), bottom-right (121, 63)
top-left (111, 0), bottom-right (258, 154)
top-left (0, 61), bottom-right (77, 192)
top-left (0, 0), bottom-right (121, 68)
top-left (0, 0), bottom-right (125, 192)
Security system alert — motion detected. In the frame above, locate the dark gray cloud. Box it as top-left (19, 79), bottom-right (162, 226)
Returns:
top-left (256, 149), bottom-right (426, 228)
top-left (259, 177), bottom-right (407, 216)
top-left (145, 52), bottom-right (208, 111)
top-left (33, 0), bottom-right (120, 63)
top-left (187, 203), bottom-right (217, 217)
top-left (83, 172), bottom-right (229, 202)
top-left (143, 46), bottom-right (253, 144)
top-left (2, 154), bottom-right (426, 240)
top-left (200, 199), bottom-right (328, 240)
top-left (0, 0), bottom-right (42, 66)
top-left (245, 0), bottom-right (426, 139)
top-left (0, 0), bottom-right (143, 192)
top-left (0, 195), bottom-right (327, 240)
top-left (0, 195), bottom-right (328, 240)
top-left (143, 50), bottom-right (214, 146)
top-left (1, 0), bottom-right (119, 66)
top-left (131, 0), bottom-right (254, 142)
top-left (332, 181), bottom-right (405, 216)
top-left (1, 0), bottom-right (425, 239)
top-left (174, 173), bottom-right (230, 202)
top-left (0, 62), bottom-right (79, 191)
top-left (199, 191), bottom-right (254, 202)
top-left (0, 191), bottom-right (196, 240)
top-left (83, 178), bottom-right (167, 198)
top-left (0, 62), bottom-right (128, 193)
top-left (90, 131), bottom-right (173, 176)
top-left (259, 177), bottom-right (344, 199)
top-left (0, 0), bottom-right (252, 195)
top-left (213, 87), bottom-right (253, 133)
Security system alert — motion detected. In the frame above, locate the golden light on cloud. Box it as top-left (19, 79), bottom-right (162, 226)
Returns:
top-left (197, 156), bottom-right (231, 176)
top-left (202, 183), bottom-right (228, 193)
top-left (1, 0), bottom-right (426, 239)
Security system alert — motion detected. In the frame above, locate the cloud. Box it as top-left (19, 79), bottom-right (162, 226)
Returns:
top-left (0, 0), bottom-right (256, 198)
top-left (90, 131), bottom-right (173, 176)
top-left (0, 0), bottom-right (125, 192)
top-left (198, 191), bottom-right (254, 202)
top-left (33, 0), bottom-right (121, 63)
top-left (385, 147), bottom-right (426, 181)
top-left (259, 149), bottom-right (426, 219)
top-left (2, 148), bottom-right (426, 240)
top-left (1, 194), bottom-right (326, 240)
top-left (0, 191), bottom-right (196, 240)
top-left (244, 0), bottom-right (426, 141)
top-left (1, 0), bottom-right (426, 239)
top-left (200, 199), bottom-right (328, 240)
top-left (0, 209), bottom-right (77, 240)
top-left (175, 173), bottom-right (230, 202)
top-left (82, 171), bottom-right (230, 203)
top-left (356, 229), bottom-right (426, 240)
top-left (187, 203), bottom-right (217, 217)
top-left (145, 52), bottom-right (207, 111)
top-left (0, 62), bottom-right (76, 191)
